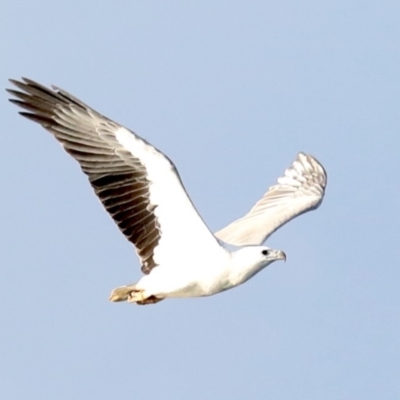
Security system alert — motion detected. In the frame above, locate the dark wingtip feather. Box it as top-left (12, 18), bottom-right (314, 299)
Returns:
top-left (8, 99), bottom-right (29, 109)
top-left (6, 88), bottom-right (20, 96)
top-left (8, 78), bottom-right (21, 85)
top-left (8, 78), bottom-right (28, 91)
top-left (7, 89), bottom-right (32, 103)
top-left (19, 112), bottom-right (52, 125)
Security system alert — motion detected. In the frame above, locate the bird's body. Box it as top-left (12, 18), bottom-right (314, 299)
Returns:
top-left (7, 78), bottom-right (326, 305)
top-left (116, 245), bottom-right (285, 304)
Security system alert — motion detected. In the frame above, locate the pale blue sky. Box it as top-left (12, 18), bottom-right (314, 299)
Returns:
top-left (2, 1), bottom-right (400, 399)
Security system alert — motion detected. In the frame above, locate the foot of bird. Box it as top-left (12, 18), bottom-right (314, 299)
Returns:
top-left (109, 284), bottom-right (138, 302)
top-left (127, 290), bottom-right (145, 303)
top-left (109, 285), bottom-right (164, 305)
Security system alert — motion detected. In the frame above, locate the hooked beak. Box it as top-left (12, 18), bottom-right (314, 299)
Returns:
top-left (275, 250), bottom-right (287, 262)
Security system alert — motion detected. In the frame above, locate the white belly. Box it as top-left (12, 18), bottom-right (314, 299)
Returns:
top-left (136, 255), bottom-right (235, 298)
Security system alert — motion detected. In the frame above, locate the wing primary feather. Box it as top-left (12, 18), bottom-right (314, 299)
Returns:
top-left (8, 78), bottom-right (163, 273)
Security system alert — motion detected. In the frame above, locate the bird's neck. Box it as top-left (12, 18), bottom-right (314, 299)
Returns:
top-left (227, 257), bottom-right (266, 287)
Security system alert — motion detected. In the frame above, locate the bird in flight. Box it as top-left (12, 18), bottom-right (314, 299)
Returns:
top-left (7, 78), bottom-right (327, 305)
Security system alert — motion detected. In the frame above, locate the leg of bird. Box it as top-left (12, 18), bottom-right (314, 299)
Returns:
top-left (136, 295), bottom-right (165, 305)
top-left (109, 283), bottom-right (164, 305)
top-left (127, 289), bottom-right (145, 303)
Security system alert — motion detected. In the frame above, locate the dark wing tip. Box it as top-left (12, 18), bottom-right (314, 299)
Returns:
top-left (18, 112), bottom-right (51, 124)
top-left (8, 77), bottom-right (61, 98)
top-left (6, 88), bottom-right (21, 96)
top-left (8, 77), bottom-right (29, 91)
top-left (8, 78), bottom-right (21, 85)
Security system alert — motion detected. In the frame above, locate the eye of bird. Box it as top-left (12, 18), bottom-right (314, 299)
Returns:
top-left (262, 249), bottom-right (270, 256)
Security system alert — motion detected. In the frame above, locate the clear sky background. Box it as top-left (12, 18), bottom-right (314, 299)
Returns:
top-left (2, 1), bottom-right (399, 399)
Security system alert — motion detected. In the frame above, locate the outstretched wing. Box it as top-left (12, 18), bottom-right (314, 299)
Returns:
top-left (215, 153), bottom-right (327, 246)
top-left (8, 78), bottom-right (221, 274)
